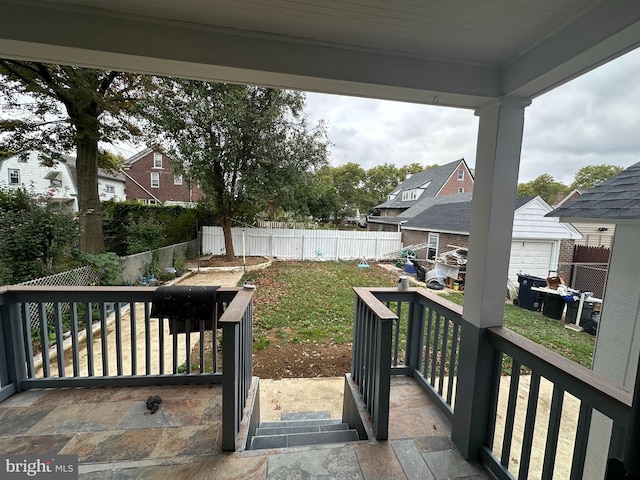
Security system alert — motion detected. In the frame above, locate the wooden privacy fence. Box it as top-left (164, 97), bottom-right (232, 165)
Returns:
top-left (201, 226), bottom-right (402, 261)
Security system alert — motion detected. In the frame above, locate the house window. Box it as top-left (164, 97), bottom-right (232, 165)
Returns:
top-left (45, 171), bottom-right (62, 187)
top-left (105, 184), bottom-right (115, 194)
top-left (458, 187), bottom-right (464, 193)
top-left (174, 174), bottom-right (183, 185)
top-left (18, 156), bottom-right (27, 163)
top-left (150, 172), bottom-right (160, 188)
top-left (8, 169), bottom-right (20, 185)
top-left (148, 199), bottom-right (159, 205)
top-left (427, 233), bottom-right (439, 261)
top-left (457, 170), bottom-right (464, 180)
top-left (401, 189), bottom-right (421, 202)
top-left (153, 153), bottom-right (163, 168)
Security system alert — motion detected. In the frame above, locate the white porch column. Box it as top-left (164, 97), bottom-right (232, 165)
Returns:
top-left (464, 96), bottom-right (531, 328)
top-left (452, 96), bottom-right (530, 458)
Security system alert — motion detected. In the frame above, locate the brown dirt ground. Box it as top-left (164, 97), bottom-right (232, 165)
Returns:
top-left (196, 255), bottom-right (269, 267)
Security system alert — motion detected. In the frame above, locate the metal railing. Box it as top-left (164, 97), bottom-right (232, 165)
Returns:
top-left (0, 285), bottom-right (254, 451)
top-left (351, 287), bottom-right (634, 479)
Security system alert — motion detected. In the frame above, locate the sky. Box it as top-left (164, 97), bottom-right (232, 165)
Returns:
top-left (302, 47), bottom-right (640, 185)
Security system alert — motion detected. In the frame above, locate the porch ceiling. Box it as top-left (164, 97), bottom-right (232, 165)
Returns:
top-left (1, 0), bottom-right (640, 108)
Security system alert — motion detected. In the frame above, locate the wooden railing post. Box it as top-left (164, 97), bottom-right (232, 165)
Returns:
top-left (451, 324), bottom-right (495, 459)
top-left (221, 320), bottom-right (240, 451)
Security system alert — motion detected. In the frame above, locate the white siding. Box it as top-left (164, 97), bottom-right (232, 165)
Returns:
top-left (512, 197), bottom-right (581, 240)
top-left (201, 226), bottom-right (401, 261)
top-left (98, 178), bottom-right (126, 202)
top-left (572, 222), bottom-right (615, 248)
top-left (0, 152), bottom-right (78, 210)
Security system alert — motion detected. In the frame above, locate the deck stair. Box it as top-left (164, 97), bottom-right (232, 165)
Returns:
top-left (250, 411), bottom-right (359, 450)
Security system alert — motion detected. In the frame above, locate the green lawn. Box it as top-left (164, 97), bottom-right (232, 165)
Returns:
top-left (242, 261), bottom-right (595, 368)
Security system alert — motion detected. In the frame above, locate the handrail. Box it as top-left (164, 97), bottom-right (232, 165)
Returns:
top-left (488, 326), bottom-right (632, 422)
top-left (0, 285), bottom-right (254, 452)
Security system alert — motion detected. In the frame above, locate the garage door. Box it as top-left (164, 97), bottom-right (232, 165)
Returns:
top-left (509, 240), bottom-right (554, 281)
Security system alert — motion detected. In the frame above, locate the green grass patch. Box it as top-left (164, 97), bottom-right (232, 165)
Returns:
top-left (242, 262), bottom-right (595, 368)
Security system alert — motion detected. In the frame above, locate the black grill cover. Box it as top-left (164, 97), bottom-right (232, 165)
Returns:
top-left (150, 285), bottom-right (219, 333)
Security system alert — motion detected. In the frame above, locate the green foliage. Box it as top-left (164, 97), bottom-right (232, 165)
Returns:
top-left (0, 187), bottom-right (78, 284)
top-left (517, 174), bottom-right (569, 205)
top-left (139, 79), bottom-right (329, 258)
top-left (74, 251), bottom-right (123, 286)
top-left (124, 215), bottom-right (166, 255)
top-left (570, 164), bottom-right (624, 191)
top-left (143, 250), bottom-right (161, 279)
top-left (0, 61), bottom-right (149, 253)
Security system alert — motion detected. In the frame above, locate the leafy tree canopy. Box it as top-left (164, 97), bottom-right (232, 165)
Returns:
top-left (570, 164), bottom-right (624, 191)
top-left (517, 174), bottom-right (569, 205)
top-left (0, 61), bottom-right (147, 253)
top-left (139, 78), bottom-right (329, 260)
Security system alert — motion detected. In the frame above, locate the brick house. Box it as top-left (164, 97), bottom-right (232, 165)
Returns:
top-left (401, 195), bottom-right (581, 282)
top-left (369, 159), bottom-right (474, 223)
top-left (123, 148), bottom-right (205, 206)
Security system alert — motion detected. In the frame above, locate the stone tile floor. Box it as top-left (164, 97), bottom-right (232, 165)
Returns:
top-left (0, 377), bottom-right (491, 479)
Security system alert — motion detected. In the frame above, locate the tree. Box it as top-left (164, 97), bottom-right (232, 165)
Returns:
top-left (517, 174), bottom-right (569, 205)
top-left (0, 61), bottom-right (146, 253)
top-left (0, 186), bottom-right (78, 284)
top-left (329, 163), bottom-right (366, 219)
top-left (140, 79), bottom-right (328, 260)
top-left (362, 163), bottom-right (403, 213)
top-left (570, 164), bottom-right (624, 191)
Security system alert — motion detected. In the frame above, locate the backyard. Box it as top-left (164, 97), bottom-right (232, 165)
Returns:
top-left (236, 261), bottom-right (596, 379)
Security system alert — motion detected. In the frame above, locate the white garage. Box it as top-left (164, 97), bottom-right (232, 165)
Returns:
top-left (509, 197), bottom-right (582, 282)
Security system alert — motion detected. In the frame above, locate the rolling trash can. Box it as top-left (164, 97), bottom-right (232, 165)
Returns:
top-left (565, 300), bottom-right (596, 325)
top-left (541, 294), bottom-right (565, 320)
top-left (515, 274), bottom-right (547, 311)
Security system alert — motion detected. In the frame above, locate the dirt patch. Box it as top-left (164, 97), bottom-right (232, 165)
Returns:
top-left (253, 343), bottom-right (352, 379)
top-left (196, 256), bottom-right (268, 267)
top-left (191, 331), bottom-right (351, 379)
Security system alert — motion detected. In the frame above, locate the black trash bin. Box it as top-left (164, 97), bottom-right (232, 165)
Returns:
top-left (565, 300), bottom-right (596, 325)
top-left (542, 294), bottom-right (565, 320)
top-left (516, 274), bottom-right (547, 311)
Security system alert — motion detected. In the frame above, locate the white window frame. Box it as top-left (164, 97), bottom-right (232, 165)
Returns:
top-left (148, 199), bottom-right (159, 205)
top-left (457, 170), bottom-right (464, 180)
top-left (427, 233), bottom-right (439, 260)
top-left (401, 189), bottom-right (421, 202)
top-left (174, 174), bottom-right (183, 185)
top-left (150, 172), bottom-right (160, 188)
top-left (105, 184), bottom-right (115, 194)
top-left (8, 168), bottom-right (20, 185)
top-left (153, 152), bottom-right (163, 168)
top-left (458, 187), bottom-right (464, 193)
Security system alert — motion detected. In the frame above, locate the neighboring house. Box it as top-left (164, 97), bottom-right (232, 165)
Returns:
top-left (553, 189), bottom-right (615, 248)
top-left (371, 159), bottom-right (474, 219)
top-left (123, 148), bottom-right (205, 206)
top-left (402, 195), bottom-right (581, 282)
top-left (547, 161), bottom-right (640, 474)
top-left (63, 155), bottom-right (126, 204)
top-left (0, 152), bottom-right (126, 210)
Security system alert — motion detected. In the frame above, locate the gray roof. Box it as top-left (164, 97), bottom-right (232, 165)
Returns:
top-left (368, 192), bottom-right (473, 226)
top-left (402, 195), bottom-right (534, 233)
top-left (374, 159), bottom-right (469, 210)
top-left (547, 162), bottom-right (640, 221)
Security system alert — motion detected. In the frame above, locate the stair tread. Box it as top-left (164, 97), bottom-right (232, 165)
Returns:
top-left (280, 411), bottom-right (331, 421)
top-left (250, 429), bottom-right (359, 450)
top-left (259, 418), bottom-right (342, 429)
top-left (256, 422), bottom-right (348, 436)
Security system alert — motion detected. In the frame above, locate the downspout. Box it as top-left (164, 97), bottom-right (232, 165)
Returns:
top-left (121, 170), bottom-right (163, 204)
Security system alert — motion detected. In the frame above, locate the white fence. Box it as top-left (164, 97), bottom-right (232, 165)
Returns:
top-left (201, 226), bottom-right (402, 261)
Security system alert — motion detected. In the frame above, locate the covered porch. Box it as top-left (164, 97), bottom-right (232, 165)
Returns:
top-left (2, 0), bottom-right (640, 478)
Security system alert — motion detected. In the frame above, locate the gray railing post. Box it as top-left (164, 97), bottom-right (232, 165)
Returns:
top-left (0, 292), bottom-right (27, 397)
top-left (405, 299), bottom-right (425, 370)
top-left (221, 320), bottom-right (240, 451)
top-left (451, 324), bottom-right (495, 458)
top-left (372, 316), bottom-right (392, 440)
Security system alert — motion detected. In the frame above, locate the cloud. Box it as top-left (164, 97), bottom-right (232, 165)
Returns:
top-left (305, 48), bottom-right (640, 186)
